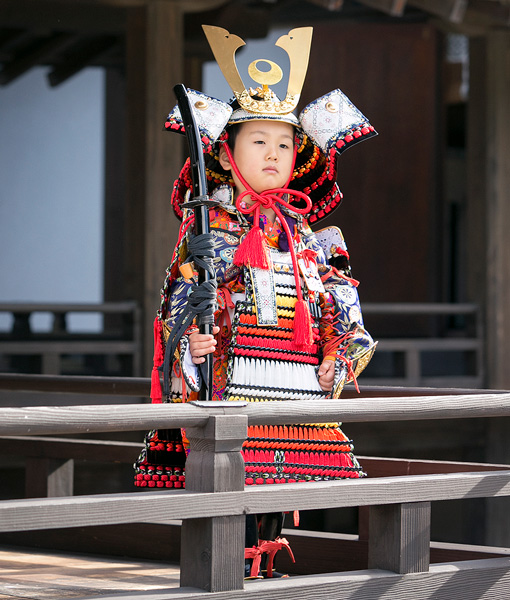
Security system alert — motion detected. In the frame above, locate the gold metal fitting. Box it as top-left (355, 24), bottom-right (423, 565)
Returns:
top-left (202, 25), bottom-right (313, 115)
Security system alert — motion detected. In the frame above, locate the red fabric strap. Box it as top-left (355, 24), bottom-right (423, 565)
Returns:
top-left (244, 536), bottom-right (295, 578)
top-left (223, 142), bottom-right (314, 347)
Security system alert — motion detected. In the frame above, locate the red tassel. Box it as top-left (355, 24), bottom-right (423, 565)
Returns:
top-left (150, 318), bottom-right (164, 403)
top-left (234, 226), bottom-right (270, 270)
top-left (293, 299), bottom-right (313, 347)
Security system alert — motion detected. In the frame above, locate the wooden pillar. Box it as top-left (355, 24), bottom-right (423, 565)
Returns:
top-left (125, 1), bottom-right (183, 373)
top-left (180, 414), bottom-right (247, 592)
top-left (468, 32), bottom-right (510, 547)
top-left (485, 32), bottom-right (510, 391)
top-left (25, 458), bottom-right (74, 498)
top-left (467, 32), bottom-right (510, 390)
top-left (368, 502), bottom-right (431, 574)
top-left (103, 67), bottom-right (127, 308)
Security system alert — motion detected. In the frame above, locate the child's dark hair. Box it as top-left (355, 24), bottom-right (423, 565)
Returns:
top-left (225, 124), bottom-right (240, 150)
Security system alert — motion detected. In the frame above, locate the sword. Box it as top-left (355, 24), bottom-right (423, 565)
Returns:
top-left (166, 84), bottom-right (217, 401)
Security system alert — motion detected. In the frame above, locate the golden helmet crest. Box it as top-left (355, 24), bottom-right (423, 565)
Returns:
top-left (202, 25), bottom-right (313, 116)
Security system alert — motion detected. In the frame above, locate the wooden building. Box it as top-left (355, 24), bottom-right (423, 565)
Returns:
top-left (1, 0), bottom-right (510, 389)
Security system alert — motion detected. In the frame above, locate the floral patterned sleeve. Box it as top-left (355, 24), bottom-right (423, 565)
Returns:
top-left (302, 223), bottom-right (377, 397)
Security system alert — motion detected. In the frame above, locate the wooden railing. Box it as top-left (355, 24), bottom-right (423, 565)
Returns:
top-left (0, 302), bottom-right (142, 376)
top-left (0, 302), bottom-right (482, 387)
top-left (0, 382), bottom-right (509, 598)
top-left (362, 303), bottom-right (483, 388)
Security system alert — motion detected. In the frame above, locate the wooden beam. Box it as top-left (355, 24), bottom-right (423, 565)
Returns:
top-left (1, 470), bottom-right (510, 532)
top-left (0, 33), bottom-right (77, 85)
top-left (0, 372), bottom-right (496, 397)
top-left (356, 0), bottom-right (407, 17)
top-left (467, 0), bottom-right (510, 27)
top-left (0, 436), bottom-right (141, 462)
top-left (47, 36), bottom-right (120, 86)
top-left (1, 393), bottom-right (510, 436)
top-left (307, 0), bottom-right (344, 10)
top-left (0, 29), bottom-right (34, 62)
top-left (407, 0), bottom-right (468, 23)
top-left (0, 1), bottom-right (127, 34)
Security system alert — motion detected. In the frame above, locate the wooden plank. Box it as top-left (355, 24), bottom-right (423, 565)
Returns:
top-left (368, 502), bottom-right (430, 573)
top-left (407, 0), bottom-right (468, 23)
top-left (1, 393), bottom-right (510, 437)
top-left (360, 376), bottom-right (484, 389)
top-left (1, 524), bottom-right (508, 576)
top-left (0, 373), bottom-right (493, 397)
top-left (2, 435), bottom-right (506, 480)
top-left (0, 546), bottom-right (180, 599)
top-left (1, 470), bottom-right (509, 533)
top-left (362, 303), bottom-right (479, 315)
top-left (0, 436), bottom-right (141, 462)
top-left (56, 557), bottom-right (510, 600)
top-left (358, 456), bottom-right (510, 477)
top-left (0, 374), bottom-right (151, 395)
top-left (357, 0), bottom-right (407, 17)
top-left (0, 301), bottom-right (138, 313)
top-left (0, 341), bottom-right (138, 353)
top-left (376, 338), bottom-right (480, 350)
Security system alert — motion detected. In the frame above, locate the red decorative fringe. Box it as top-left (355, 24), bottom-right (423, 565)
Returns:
top-left (293, 299), bottom-right (314, 347)
top-left (234, 226), bottom-right (270, 270)
top-left (150, 318), bottom-right (164, 403)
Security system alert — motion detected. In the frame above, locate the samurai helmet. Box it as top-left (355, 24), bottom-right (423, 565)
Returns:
top-left (166, 25), bottom-right (377, 224)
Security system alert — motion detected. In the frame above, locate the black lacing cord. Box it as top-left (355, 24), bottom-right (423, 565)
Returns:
top-left (161, 232), bottom-right (217, 397)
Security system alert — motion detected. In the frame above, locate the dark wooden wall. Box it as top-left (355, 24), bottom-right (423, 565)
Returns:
top-left (302, 22), bottom-right (441, 306)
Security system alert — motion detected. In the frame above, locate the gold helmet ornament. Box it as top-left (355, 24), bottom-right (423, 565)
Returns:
top-left (202, 25), bottom-right (312, 122)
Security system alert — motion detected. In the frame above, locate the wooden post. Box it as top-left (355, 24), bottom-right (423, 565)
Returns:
top-left (467, 31), bottom-right (510, 547)
top-left (25, 458), bottom-right (74, 498)
top-left (368, 502), bottom-right (431, 574)
top-left (125, 2), bottom-right (183, 374)
top-left (180, 413), bottom-right (247, 591)
top-left (467, 32), bottom-right (510, 390)
top-left (484, 32), bottom-right (510, 391)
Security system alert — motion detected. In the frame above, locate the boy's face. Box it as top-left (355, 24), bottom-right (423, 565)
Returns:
top-left (219, 120), bottom-right (295, 195)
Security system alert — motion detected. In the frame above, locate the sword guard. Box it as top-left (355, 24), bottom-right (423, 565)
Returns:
top-left (182, 195), bottom-right (217, 209)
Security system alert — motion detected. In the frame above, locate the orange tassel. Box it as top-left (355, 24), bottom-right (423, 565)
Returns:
top-left (234, 226), bottom-right (270, 270)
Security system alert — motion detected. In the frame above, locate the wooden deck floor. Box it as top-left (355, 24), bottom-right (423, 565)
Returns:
top-left (0, 547), bottom-right (180, 599)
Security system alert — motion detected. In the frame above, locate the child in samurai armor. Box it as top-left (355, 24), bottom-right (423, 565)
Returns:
top-left (134, 25), bottom-right (377, 579)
